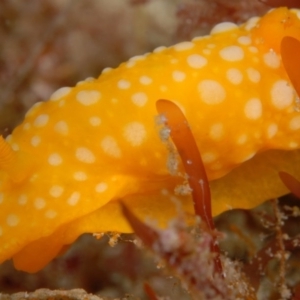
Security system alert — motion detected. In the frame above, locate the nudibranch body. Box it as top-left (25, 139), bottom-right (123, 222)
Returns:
top-left (1, 7), bottom-right (300, 272)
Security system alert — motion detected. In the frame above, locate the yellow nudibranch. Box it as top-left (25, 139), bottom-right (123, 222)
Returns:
top-left (1, 7), bottom-right (300, 272)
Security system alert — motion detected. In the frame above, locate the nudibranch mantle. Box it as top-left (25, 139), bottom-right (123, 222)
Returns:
top-left (1, 7), bottom-right (300, 272)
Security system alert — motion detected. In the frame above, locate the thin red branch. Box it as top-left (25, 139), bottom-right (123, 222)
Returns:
top-left (279, 171), bottom-right (300, 199)
top-left (156, 99), bottom-right (214, 230)
top-left (120, 202), bottom-right (159, 248)
top-left (156, 99), bottom-right (223, 275)
top-left (144, 283), bottom-right (159, 300)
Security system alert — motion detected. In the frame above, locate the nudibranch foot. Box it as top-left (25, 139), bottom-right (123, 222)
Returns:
top-left (12, 181), bottom-right (195, 272)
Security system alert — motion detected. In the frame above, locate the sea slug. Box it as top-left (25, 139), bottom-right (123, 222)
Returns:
top-left (1, 7), bottom-right (300, 272)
